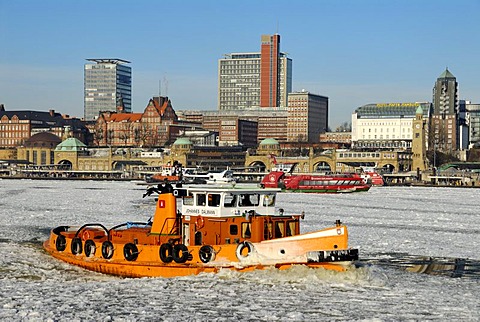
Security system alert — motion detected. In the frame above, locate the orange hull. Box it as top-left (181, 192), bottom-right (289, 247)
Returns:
top-left (43, 184), bottom-right (358, 278)
top-left (43, 224), bottom-right (355, 278)
top-left (43, 240), bottom-right (352, 278)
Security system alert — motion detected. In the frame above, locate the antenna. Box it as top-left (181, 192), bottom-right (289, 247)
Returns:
top-left (158, 79), bottom-right (161, 97)
top-left (163, 75), bottom-right (169, 97)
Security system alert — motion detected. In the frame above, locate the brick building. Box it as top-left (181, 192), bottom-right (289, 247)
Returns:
top-left (0, 104), bottom-right (90, 148)
top-left (94, 97), bottom-right (201, 147)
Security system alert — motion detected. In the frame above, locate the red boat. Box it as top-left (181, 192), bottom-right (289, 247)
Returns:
top-left (360, 167), bottom-right (385, 186)
top-left (261, 171), bottom-right (371, 193)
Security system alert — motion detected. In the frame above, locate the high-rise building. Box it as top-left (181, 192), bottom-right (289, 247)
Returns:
top-left (218, 34), bottom-right (292, 110)
top-left (463, 101), bottom-right (480, 148)
top-left (84, 58), bottom-right (132, 121)
top-left (287, 91), bottom-right (328, 143)
top-left (432, 68), bottom-right (458, 153)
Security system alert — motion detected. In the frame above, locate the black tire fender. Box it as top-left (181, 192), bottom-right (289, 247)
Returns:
top-left (123, 243), bottom-right (139, 261)
top-left (159, 243), bottom-right (173, 263)
top-left (84, 239), bottom-right (96, 257)
top-left (71, 237), bottom-right (83, 255)
top-left (102, 241), bottom-right (114, 259)
top-left (199, 245), bottom-right (215, 263)
top-left (172, 244), bottom-right (189, 263)
top-left (55, 235), bottom-right (66, 252)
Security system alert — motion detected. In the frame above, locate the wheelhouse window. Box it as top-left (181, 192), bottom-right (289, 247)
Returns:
top-left (196, 194), bottom-right (206, 206)
top-left (262, 193), bottom-right (275, 207)
top-left (239, 194), bottom-right (259, 207)
top-left (183, 194), bottom-right (194, 206)
top-left (223, 193), bottom-right (237, 207)
top-left (207, 193), bottom-right (221, 207)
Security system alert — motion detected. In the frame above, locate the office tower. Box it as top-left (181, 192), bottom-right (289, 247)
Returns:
top-left (287, 90), bottom-right (328, 143)
top-left (84, 58), bottom-right (131, 120)
top-left (218, 34), bottom-right (292, 110)
top-left (432, 68), bottom-right (458, 152)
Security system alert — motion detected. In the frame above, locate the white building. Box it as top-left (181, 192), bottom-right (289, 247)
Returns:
top-left (352, 102), bottom-right (431, 150)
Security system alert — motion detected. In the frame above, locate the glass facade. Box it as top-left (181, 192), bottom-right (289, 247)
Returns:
top-left (84, 59), bottom-right (131, 120)
top-left (218, 53), bottom-right (291, 110)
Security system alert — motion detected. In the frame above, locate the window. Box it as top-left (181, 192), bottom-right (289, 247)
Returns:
top-left (286, 221), bottom-right (297, 237)
top-left (183, 195), bottom-right (194, 206)
top-left (207, 194), bottom-right (221, 207)
top-left (264, 222), bottom-right (273, 239)
top-left (230, 225), bottom-right (238, 235)
top-left (239, 194), bottom-right (259, 207)
top-left (241, 223), bottom-right (251, 238)
top-left (263, 194), bottom-right (275, 206)
top-left (223, 194), bottom-right (237, 207)
top-left (274, 221), bottom-right (284, 238)
top-left (196, 194), bottom-right (206, 206)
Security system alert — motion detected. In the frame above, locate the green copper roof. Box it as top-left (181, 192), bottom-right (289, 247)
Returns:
top-left (355, 103), bottom-right (430, 118)
top-left (55, 137), bottom-right (86, 151)
top-left (415, 105), bottom-right (423, 114)
top-left (259, 138), bottom-right (279, 145)
top-left (173, 138), bottom-right (192, 145)
top-left (438, 68), bottom-right (455, 79)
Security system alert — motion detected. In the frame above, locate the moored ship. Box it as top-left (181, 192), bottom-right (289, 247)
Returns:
top-left (43, 182), bottom-right (358, 278)
top-left (261, 171), bottom-right (371, 193)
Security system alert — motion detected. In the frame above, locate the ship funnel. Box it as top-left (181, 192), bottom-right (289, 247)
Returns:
top-left (150, 184), bottom-right (179, 235)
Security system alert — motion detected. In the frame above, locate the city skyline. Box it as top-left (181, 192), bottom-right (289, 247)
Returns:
top-left (1, 0), bottom-right (479, 128)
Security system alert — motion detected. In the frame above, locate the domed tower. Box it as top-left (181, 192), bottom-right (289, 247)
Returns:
top-left (257, 138), bottom-right (281, 156)
top-left (169, 138), bottom-right (193, 166)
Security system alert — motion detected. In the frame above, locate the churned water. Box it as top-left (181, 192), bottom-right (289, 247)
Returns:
top-left (0, 179), bottom-right (479, 321)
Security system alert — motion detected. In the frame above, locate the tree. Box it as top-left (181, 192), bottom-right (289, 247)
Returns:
top-left (106, 129), bottom-right (115, 146)
top-left (335, 122), bottom-right (351, 132)
top-left (134, 127), bottom-right (142, 147)
top-left (93, 126), bottom-right (104, 146)
top-left (119, 122), bottom-right (132, 146)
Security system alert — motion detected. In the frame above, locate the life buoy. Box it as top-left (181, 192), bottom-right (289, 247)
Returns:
top-left (71, 237), bottom-right (83, 255)
top-left (84, 240), bottom-right (96, 257)
top-left (159, 243), bottom-right (173, 263)
top-left (102, 241), bottom-right (114, 259)
top-left (172, 244), bottom-right (189, 263)
top-left (55, 235), bottom-right (66, 252)
top-left (196, 216), bottom-right (205, 230)
top-left (82, 230), bottom-right (91, 242)
top-left (236, 241), bottom-right (254, 260)
top-left (123, 243), bottom-right (139, 261)
top-left (199, 245), bottom-right (215, 263)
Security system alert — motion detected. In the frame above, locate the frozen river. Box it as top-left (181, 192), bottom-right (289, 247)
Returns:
top-left (0, 179), bottom-right (479, 321)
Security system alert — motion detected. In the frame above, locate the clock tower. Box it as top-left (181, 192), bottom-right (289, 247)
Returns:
top-left (412, 105), bottom-right (427, 171)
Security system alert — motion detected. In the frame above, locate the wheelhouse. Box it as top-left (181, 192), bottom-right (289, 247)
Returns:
top-left (180, 185), bottom-right (301, 247)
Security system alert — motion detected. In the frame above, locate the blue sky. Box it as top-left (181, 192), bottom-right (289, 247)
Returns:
top-left (1, 0), bottom-right (479, 128)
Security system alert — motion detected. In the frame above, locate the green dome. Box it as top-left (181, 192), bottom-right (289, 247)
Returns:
top-left (55, 137), bottom-right (87, 151)
top-left (173, 138), bottom-right (192, 146)
top-left (259, 138), bottom-right (279, 146)
top-left (415, 105), bottom-right (423, 115)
